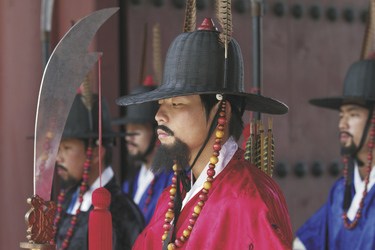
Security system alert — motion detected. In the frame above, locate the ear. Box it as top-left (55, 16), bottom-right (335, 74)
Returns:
top-left (91, 145), bottom-right (107, 165)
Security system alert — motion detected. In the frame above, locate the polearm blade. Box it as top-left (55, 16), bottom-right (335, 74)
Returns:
top-left (34, 7), bottom-right (119, 202)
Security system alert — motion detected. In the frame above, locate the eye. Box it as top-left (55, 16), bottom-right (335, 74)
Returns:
top-left (172, 103), bottom-right (181, 106)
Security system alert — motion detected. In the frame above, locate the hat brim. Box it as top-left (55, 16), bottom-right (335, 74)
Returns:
top-left (116, 88), bottom-right (289, 115)
top-left (309, 96), bottom-right (375, 110)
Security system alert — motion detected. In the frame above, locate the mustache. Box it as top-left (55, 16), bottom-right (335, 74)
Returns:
top-left (56, 164), bottom-right (68, 172)
top-left (156, 125), bottom-right (174, 136)
top-left (339, 131), bottom-right (353, 138)
top-left (126, 141), bottom-right (138, 147)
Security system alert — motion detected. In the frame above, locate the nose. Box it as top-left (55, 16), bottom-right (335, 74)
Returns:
top-left (56, 147), bottom-right (63, 164)
top-left (155, 102), bottom-right (168, 125)
top-left (339, 114), bottom-right (348, 131)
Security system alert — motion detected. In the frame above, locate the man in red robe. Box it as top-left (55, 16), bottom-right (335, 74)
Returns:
top-left (116, 18), bottom-right (293, 249)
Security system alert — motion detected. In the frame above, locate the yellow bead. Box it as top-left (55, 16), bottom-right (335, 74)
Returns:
top-left (170, 187), bottom-right (176, 195)
top-left (216, 130), bottom-right (224, 138)
top-left (168, 243), bottom-right (174, 250)
top-left (46, 131), bottom-right (53, 138)
top-left (165, 211), bottom-right (174, 219)
top-left (162, 233), bottom-right (168, 241)
top-left (203, 181), bottom-right (212, 190)
top-left (194, 205), bottom-right (202, 214)
top-left (210, 156), bottom-right (218, 164)
top-left (183, 229), bottom-right (191, 237)
top-left (42, 154), bottom-right (48, 160)
top-left (172, 164), bottom-right (178, 171)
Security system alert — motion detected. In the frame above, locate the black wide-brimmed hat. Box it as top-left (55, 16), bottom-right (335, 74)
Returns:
top-left (63, 94), bottom-right (126, 139)
top-left (112, 84), bottom-right (158, 125)
top-left (310, 59), bottom-right (375, 110)
top-left (116, 20), bottom-right (288, 115)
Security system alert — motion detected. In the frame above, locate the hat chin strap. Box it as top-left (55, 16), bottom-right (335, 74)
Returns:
top-left (354, 105), bottom-right (374, 165)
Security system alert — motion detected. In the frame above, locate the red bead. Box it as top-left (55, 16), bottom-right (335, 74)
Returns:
top-left (368, 155), bottom-right (373, 161)
top-left (371, 130), bottom-right (375, 136)
top-left (80, 186), bottom-right (86, 192)
top-left (57, 207), bottom-right (62, 213)
top-left (369, 142), bottom-right (374, 149)
top-left (71, 220), bottom-right (76, 226)
top-left (175, 239), bottom-right (183, 247)
top-left (213, 143), bottom-right (221, 151)
top-left (372, 119), bottom-right (375, 124)
top-left (163, 223), bottom-right (172, 231)
top-left (62, 242), bottom-right (68, 248)
top-left (207, 169), bottom-right (215, 177)
top-left (199, 193), bottom-right (208, 201)
top-left (84, 162), bottom-right (90, 167)
top-left (168, 201), bottom-right (174, 208)
top-left (363, 190), bottom-right (368, 196)
top-left (342, 214), bottom-right (347, 220)
top-left (189, 218), bottom-right (197, 225)
top-left (67, 230), bottom-right (72, 236)
top-left (172, 176), bottom-right (177, 183)
top-left (58, 196), bottom-right (65, 201)
top-left (218, 117), bottom-right (227, 125)
top-left (360, 201), bottom-right (364, 207)
top-left (356, 213), bottom-right (361, 219)
top-left (344, 158), bottom-right (348, 163)
top-left (79, 197), bottom-right (83, 203)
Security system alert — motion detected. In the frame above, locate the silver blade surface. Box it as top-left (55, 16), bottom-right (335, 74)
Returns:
top-left (34, 7), bottom-right (119, 201)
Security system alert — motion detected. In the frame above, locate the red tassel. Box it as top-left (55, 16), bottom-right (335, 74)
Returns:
top-left (89, 187), bottom-right (112, 250)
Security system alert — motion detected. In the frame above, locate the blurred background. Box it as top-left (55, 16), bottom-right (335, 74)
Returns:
top-left (0, 0), bottom-right (368, 247)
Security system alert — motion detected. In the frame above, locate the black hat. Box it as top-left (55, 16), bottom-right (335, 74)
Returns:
top-left (112, 83), bottom-right (158, 125)
top-left (309, 59), bottom-right (375, 110)
top-left (116, 20), bottom-right (288, 115)
top-left (63, 94), bottom-right (124, 139)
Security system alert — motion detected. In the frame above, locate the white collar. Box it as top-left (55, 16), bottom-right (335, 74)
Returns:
top-left (181, 136), bottom-right (238, 210)
top-left (347, 163), bottom-right (375, 220)
top-left (133, 163), bottom-right (155, 204)
top-left (69, 166), bottom-right (114, 214)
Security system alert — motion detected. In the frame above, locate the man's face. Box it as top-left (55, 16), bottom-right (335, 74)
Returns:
top-left (339, 104), bottom-right (369, 155)
top-left (124, 123), bottom-right (154, 158)
top-left (155, 95), bottom-right (216, 158)
top-left (56, 138), bottom-right (87, 188)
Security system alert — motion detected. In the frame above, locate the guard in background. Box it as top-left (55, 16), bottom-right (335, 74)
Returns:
top-left (52, 93), bottom-right (144, 250)
top-left (112, 77), bottom-right (173, 226)
top-left (294, 2), bottom-right (375, 247)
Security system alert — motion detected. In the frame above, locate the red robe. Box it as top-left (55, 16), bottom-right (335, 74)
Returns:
top-left (132, 149), bottom-right (293, 249)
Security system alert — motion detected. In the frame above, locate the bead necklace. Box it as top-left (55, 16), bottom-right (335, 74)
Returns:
top-left (143, 175), bottom-right (157, 214)
top-left (50, 142), bottom-right (93, 249)
top-left (162, 101), bottom-right (227, 249)
top-left (342, 112), bottom-right (375, 229)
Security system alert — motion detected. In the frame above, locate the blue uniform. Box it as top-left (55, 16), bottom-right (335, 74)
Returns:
top-left (123, 167), bottom-right (173, 225)
top-left (296, 176), bottom-right (375, 249)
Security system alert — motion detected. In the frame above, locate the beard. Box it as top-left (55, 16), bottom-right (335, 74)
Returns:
top-left (151, 126), bottom-right (191, 173)
top-left (56, 165), bottom-right (79, 189)
top-left (340, 132), bottom-right (358, 156)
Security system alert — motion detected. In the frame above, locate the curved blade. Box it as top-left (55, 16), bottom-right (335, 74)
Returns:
top-left (34, 7), bottom-right (119, 201)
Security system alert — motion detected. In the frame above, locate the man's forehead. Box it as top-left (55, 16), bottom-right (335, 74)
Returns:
top-left (339, 101), bottom-right (369, 112)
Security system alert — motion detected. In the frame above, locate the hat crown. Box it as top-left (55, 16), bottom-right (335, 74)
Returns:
top-left (342, 59), bottom-right (375, 100)
top-left (63, 94), bottom-right (113, 138)
top-left (161, 29), bottom-right (244, 94)
top-left (112, 85), bottom-right (158, 125)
